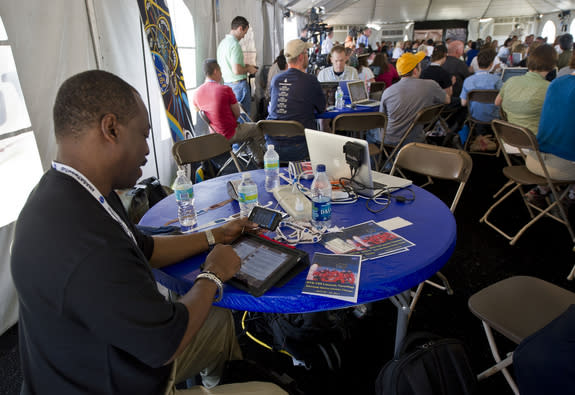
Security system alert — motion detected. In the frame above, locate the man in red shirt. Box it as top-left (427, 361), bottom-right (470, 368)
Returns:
top-left (193, 59), bottom-right (265, 164)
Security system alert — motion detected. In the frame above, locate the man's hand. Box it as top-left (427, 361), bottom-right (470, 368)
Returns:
top-left (246, 64), bottom-right (258, 75)
top-left (203, 244), bottom-right (241, 282)
top-left (213, 218), bottom-right (259, 244)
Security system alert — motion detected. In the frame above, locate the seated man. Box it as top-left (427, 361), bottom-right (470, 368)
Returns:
top-left (442, 40), bottom-right (471, 97)
top-left (460, 48), bottom-right (502, 138)
top-left (317, 45), bottom-right (359, 82)
top-left (11, 70), bottom-right (284, 395)
top-left (193, 59), bottom-right (266, 165)
top-left (380, 52), bottom-right (450, 147)
top-left (267, 39), bottom-right (326, 161)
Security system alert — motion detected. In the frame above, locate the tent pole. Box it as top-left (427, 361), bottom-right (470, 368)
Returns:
top-left (139, 20), bottom-right (161, 181)
top-left (85, 0), bottom-right (102, 69)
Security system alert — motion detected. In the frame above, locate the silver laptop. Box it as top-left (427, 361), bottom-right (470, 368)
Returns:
top-left (346, 81), bottom-right (380, 107)
top-left (304, 129), bottom-right (412, 198)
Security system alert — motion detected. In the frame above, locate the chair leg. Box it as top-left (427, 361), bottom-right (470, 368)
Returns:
top-left (479, 321), bottom-right (520, 395)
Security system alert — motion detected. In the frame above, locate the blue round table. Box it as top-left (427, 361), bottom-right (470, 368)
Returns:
top-left (140, 169), bottom-right (456, 355)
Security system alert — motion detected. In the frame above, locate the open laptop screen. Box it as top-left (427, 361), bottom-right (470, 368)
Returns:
top-left (347, 81), bottom-right (368, 103)
top-left (320, 82), bottom-right (339, 107)
top-left (501, 67), bottom-right (528, 83)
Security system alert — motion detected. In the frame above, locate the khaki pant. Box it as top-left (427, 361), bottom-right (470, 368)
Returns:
top-left (164, 307), bottom-right (286, 395)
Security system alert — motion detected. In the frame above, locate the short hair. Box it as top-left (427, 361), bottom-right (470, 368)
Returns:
top-left (330, 45), bottom-right (346, 57)
top-left (477, 48), bottom-right (496, 69)
top-left (231, 16), bottom-right (249, 30)
top-left (203, 58), bottom-right (219, 77)
top-left (426, 39), bottom-right (434, 45)
top-left (53, 70), bottom-right (138, 140)
top-left (431, 44), bottom-right (448, 62)
top-left (559, 34), bottom-right (573, 51)
top-left (527, 44), bottom-right (557, 72)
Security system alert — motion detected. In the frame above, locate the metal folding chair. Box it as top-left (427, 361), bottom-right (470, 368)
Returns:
top-left (468, 276), bottom-right (575, 394)
top-left (480, 120), bottom-right (575, 279)
top-left (171, 133), bottom-right (242, 180)
top-left (332, 112), bottom-right (388, 170)
top-left (390, 142), bottom-right (473, 313)
top-left (380, 103), bottom-right (445, 172)
top-left (197, 109), bottom-right (257, 170)
top-left (463, 89), bottom-right (500, 156)
top-left (255, 120), bottom-right (306, 163)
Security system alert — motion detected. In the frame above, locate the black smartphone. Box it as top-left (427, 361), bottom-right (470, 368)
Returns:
top-left (248, 206), bottom-right (282, 231)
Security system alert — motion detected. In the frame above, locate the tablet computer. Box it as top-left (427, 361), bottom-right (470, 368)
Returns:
top-left (228, 233), bottom-right (309, 297)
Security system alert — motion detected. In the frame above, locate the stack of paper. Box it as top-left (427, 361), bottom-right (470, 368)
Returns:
top-left (321, 221), bottom-right (414, 261)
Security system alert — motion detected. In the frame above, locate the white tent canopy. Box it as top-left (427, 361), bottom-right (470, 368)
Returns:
top-left (0, 0), bottom-right (574, 335)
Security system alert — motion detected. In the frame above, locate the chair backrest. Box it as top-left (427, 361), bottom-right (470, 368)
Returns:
top-left (380, 104), bottom-right (445, 171)
top-left (332, 112), bottom-right (387, 133)
top-left (256, 120), bottom-right (305, 137)
top-left (490, 119), bottom-right (538, 168)
top-left (172, 133), bottom-right (240, 169)
top-left (468, 89), bottom-right (499, 104)
top-left (390, 142), bottom-right (473, 212)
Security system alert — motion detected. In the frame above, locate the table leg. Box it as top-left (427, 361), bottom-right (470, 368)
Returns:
top-left (390, 290), bottom-right (412, 359)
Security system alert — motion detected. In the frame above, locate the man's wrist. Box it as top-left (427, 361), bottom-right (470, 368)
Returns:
top-left (195, 271), bottom-right (223, 302)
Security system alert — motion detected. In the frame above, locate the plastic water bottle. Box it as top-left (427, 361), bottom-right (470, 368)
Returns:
top-left (238, 173), bottom-right (258, 218)
top-left (174, 169), bottom-right (197, 232)
top-left (310, 164), bottom-right (332, 228)
top-left (335, 86), bottom-right (344, 110)
top-left (264, 144), bottom-right (280, 192)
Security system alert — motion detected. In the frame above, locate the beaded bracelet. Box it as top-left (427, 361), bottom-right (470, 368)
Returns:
top-left (195, 271), bottom-right (223, 302)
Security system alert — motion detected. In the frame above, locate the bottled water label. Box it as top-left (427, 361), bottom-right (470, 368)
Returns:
top-left (239, 192), bottom-right (258, 204)
top-left (175, 187), bottom-right (194, 201)
top-left (312, 200), bottom-right (331, 221)
top-left (264, 161), bottom-right (279, 170)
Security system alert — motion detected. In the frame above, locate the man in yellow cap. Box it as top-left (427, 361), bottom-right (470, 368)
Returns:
top-left (379, 51), bottom-right (450, 147)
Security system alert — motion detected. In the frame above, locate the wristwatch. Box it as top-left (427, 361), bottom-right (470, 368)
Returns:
top-left (205, 229), bottom-right (216, 246)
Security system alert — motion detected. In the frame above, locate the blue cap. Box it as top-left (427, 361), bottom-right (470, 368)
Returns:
top-left (316, 164), bottom-right (326, 172)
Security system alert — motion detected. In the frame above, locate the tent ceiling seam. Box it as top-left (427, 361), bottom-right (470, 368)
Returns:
top-left (424, 0), bottom-right (433, 21)
top-left (523, 0), bottom-right (541, 15)
top-left (370, 0), bottom-right (376, 21)
top-left (0, 127), bottom-right (33, 143)
top-left (481, 0), bottom-right (495, 19)
top-left (84, 0), bottom-right (101, 69)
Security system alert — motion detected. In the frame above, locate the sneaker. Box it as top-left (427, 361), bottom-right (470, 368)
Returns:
top-left (525, 187), bottom-right (548, 210)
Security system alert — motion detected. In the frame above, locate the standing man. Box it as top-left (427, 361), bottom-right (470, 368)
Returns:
top-left (356, 27), bottom-right (371, 49)
top-left (217, 16), bottom-right (258, 114)
top-left (193, 59), bottom-right (266, 165)
top-left (321, 30), bottom-right (335, 55)
top-left (11, 70), bottom-right (284, 395)
top-left (317, 45), bottom-right (359, 82)
top-left (267, 39), bottom-right (326, 160)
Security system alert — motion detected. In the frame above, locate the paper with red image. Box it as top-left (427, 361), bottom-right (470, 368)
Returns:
top-left (302, 253), bottom-right (361, 303)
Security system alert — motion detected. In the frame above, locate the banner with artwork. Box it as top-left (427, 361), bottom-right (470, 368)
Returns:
top-left (138, 0), bottom-right (194, 142)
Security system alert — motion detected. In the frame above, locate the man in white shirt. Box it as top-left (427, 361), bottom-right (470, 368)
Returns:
top-left (321, 30), bottom-right (334, 55)
top-left (317, 45), bottom-right (359, 82)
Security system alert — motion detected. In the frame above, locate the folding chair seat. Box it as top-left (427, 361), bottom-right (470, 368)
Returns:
top-left (380, 103), bottom-right (445, 172)
top-left (255, 120), bottom-right (306, 163)
top-left (480, 120), bottom-right (575, 279)
top-left (197, 110), bottom-right (257, 170)
top-left (468, 276), bottom-right (575, 394)
top-left (172, 133), bottom-right (242, 181)
top-left (390, 142), bottom-right (473, 313)
top-left (332, 112), bottom-right (387, 169)
top-left (462, 89), bottom-right (500, 156)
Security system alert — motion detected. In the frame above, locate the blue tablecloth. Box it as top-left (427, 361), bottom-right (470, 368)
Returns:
top-left (140, 169), bottom-right (456, 314)
top-left (316, 105), bottom-right (378, 120)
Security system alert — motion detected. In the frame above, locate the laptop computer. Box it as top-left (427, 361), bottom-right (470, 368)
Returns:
top-left (346, 81), bottom-right (380, 107)
top-left (320, 82), bottom-right (339, 108)
top-left (304, 128), bottom-right (412, 198)
top-left (501, 67), bottom-right (528, 83)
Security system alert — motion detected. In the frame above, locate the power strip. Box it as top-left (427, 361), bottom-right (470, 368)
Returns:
top-left (273, 185), bottom-right (312, 221)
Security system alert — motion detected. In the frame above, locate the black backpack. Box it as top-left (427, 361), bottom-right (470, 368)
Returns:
top-left (375, 332), bottom-right (477, 395)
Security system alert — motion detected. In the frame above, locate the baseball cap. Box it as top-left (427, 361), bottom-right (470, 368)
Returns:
top-left (396, 52), bottom-right (426, 75)
top-left (284, 39), bottom-right (314, 62)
